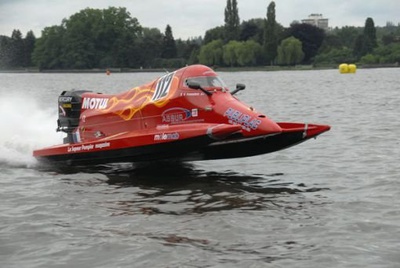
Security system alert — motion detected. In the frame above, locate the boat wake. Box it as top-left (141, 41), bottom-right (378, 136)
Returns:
top-left (0, 94), bottom-right (63, 168)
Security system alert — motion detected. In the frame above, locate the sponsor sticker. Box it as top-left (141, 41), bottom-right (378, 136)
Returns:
top-left (154, 132), bottom-right (180, 141)
top-left (180, 92), bottom-right (203, 97)
top-left (82, 97), bottom-right (109, 109)
top-left (67, 141), bottom-right (111, 153)
top-left (152, 72), bottom-right (175, 101)
top-left (59, 96), bottom-right (73, 102)
top-left (224, 107), bottom-right (261, 131)
top-left (162, 107), bottom-right (192, 123)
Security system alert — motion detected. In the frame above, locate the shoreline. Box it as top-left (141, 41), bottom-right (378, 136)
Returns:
top-left (0, 63), bottom-right (398, 73)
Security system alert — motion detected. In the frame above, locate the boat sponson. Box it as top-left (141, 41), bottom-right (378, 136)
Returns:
top-left (194, 123), bottom-right (330, 160)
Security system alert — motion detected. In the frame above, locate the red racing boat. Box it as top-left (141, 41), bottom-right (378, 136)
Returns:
top-left (33, 64), bottom-right (330, 165)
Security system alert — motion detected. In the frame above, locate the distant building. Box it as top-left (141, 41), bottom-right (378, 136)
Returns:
top-left (301, 14), bottom-right (329, 31)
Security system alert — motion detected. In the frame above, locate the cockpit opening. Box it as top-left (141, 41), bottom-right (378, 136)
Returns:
top-left (185, 76), bottom-right (227, 90)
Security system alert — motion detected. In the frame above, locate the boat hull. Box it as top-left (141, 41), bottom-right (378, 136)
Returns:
top-left (33, 123), bottom-right (243, 166)
top-left (34, 123), bottom-right (329, 166)
top-left (35, 135), bottom-right (213, 166)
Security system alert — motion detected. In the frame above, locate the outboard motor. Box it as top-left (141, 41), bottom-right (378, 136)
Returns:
top-left (57, 90), bottom-right (91, 143)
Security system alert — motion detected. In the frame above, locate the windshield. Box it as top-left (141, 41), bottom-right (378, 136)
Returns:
top-left (185, 76), bottom-right (227, 89)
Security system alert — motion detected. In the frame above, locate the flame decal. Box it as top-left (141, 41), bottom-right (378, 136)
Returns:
top-left (107, 87), bottom-right (153, 120)
top-left (100, 74), bottom-right (179, 121)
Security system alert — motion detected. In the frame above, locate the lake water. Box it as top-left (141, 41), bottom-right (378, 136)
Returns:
top-left (1, 68), bottom-right (399, 267)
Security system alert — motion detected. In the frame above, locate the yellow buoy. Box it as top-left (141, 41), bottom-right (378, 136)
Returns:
top-left (348, 64), bottom-right (357, 73)
top-left (339, 63), bottom-right (356, 74)
top-left (339, 63), bottom-right (348, 74)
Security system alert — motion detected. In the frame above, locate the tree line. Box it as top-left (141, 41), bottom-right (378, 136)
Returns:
top-left (1, 1), bottom-right (400, 70)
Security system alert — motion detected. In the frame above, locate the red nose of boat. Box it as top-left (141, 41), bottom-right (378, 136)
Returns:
top-left (278, 122), bottom-right (331, 139)
top-left (242, 116), bottom-right (282, 137)
top-left (304, 124), bottom-right (331, 138)
top-left (261, 117), bottom-right (282, 134)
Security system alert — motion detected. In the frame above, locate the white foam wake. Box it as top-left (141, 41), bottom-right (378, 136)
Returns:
top-left (0, 94), bottom-right (63, 167)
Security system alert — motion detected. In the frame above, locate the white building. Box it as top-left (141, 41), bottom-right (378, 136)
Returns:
top-left (301, 14), bottom-right (329, 31)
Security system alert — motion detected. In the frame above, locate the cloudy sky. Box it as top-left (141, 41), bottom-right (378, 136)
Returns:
top-left (0, 0), bottom-right (399, 39)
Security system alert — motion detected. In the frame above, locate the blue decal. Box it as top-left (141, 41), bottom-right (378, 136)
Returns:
top-left (162, 107), bottom-right (192, 123)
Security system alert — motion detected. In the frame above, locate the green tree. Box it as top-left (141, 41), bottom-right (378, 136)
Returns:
top-left (382, 33), bottom-right (396, 46)
top-left (204, 26), bottom-right (225, 44)
top-left (237, 40), bottom-right (262, 66)
top-left (361, 43), bottom-right (400, 64)
top-left (32, 7), bottom-right (142, 69)
top-left (224, 0), bottom-right (240, 42)
top-left (318, 34), bottom-right (341, 57)
top-left (364, 18), bottom-right (378, 48)
top-left (65, 7), bottom-right (141, 68)
top-left (23, 30), bottom-right (36, 67)
top-left (353, 34), bottom-right (366, 59)
top-left (32, 26), bottom-right (65, 69)
top-left (0, 30), bottom-right (36, 68)
top-left (97, 7), bottom-right (142, 67)
top-left (176, 37), bottom-right (201, 61)
top-left (353, 18), bottom-right (378, 59)
top-left (198, 39), bottom-right (224, 66)
top-left (223, 40), bottom-right (240, 66)
top-left (240, 18), bottom-right (264, 43)
top-left (62, 8), bottom-right (102, 68)
top-left (277, 36), bottom-right (304, 65)
top-left (284, 23), bottom-right (325, 63)
top-left (332, 26), bottom-right (361, 49)
top-left (314, 47), bottom-right (355, 65)
top-left (162, 24), bottom-right (177, 58)
top-left (138, 27), bottom-right (163, 68)
top-left (359, 53), bottom-right (379, 64)
top-left (0, 35), bottom-right (12, 68)
top-left (188, 48), bottom-right (200, 65)
top-left (9, 30), bottom-right (24, 67)
top-left (263, 1), bottom-right (278, 65)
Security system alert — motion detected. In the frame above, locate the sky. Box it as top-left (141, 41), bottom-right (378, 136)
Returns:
top-left (0, 0), bottom-right (399, 39)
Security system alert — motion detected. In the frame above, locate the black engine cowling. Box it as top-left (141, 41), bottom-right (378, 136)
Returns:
top-left (57, 90), bottom-right (91, 135)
